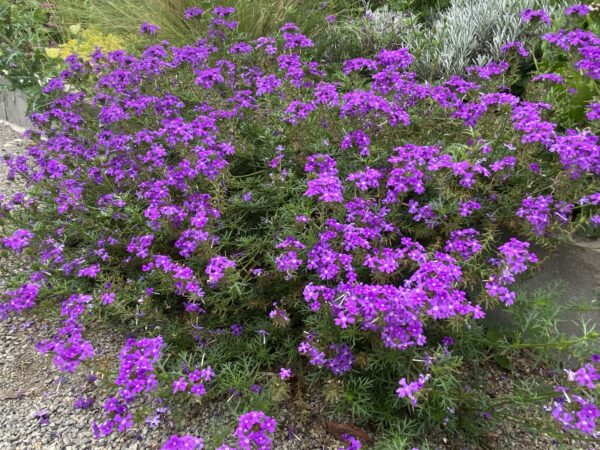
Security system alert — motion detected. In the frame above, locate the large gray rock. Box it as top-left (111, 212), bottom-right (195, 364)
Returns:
top-left (0, 78), bottom-right (32, 128)
top-left (487, 238), bottom-right (600, 341)
top-left (524, 239), bottom-right (600, 306)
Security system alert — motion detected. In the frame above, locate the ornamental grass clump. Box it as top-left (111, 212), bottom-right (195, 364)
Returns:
top-left (1, 4), bottom-right (599, 448)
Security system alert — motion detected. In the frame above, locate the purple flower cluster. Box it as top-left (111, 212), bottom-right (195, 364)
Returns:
top-left (501, 41), bottom-right (529, 58)
top-left (485, 239), bottom-right (538, 305)
top-left (184, 7), bottom-right (204, 20)
top-left (140, 23), bottom-right (160, 35)
top-left (516, 195), bottom-right (554, 235)
top-left (521, 8), bottom-right (552, 26)
top-left (205, 256), bottom-right (236, 285)
top-left (93, 337), bottom-right (163, 438)
top-left (2, 228), bottom-right (33, 253)
top-left (551, 356), bottom-right (600, 436)
top-left (304, 154), bottom-right (344, 203)
top-left (565, 4), bottom-right (590, 16)
top-left (162, 435), bottom-right (204, 449)
top-left (339, 433), bottom-right (362, 450)
top-left (298, 338), bottom-right (354, 375)
top-left (36, 294), bottom-right (95, 372)
top-left (444, 229), bottom-right (482, 260)
top-left (396, 374), bottom-right (430, 406)
top-left (1, 280), bottom-right (40, 317)
top-left (172, 366), bottom-right (215, 396)
top-left (218, 411), bottom-right (277, 450)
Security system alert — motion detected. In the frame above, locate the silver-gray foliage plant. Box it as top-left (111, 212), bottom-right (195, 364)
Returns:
top-left (350, 0), bottom-right (562, 80)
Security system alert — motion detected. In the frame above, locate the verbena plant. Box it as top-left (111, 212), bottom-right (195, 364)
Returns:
top-left (1, 3), bottom-right (599, 449)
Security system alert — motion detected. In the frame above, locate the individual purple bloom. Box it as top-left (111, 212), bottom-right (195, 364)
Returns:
top-left (2, 229), bottom-right (33, 253)
top-left (326, 15), bottom-right (337, 23)
top-left (256, 329), bottom-right (269, 344)
top-left (161, 434), bottom-right (204, 450)
top-left (501, 41), bottom-right (529, 57)
top-left (521, 8), bottom-right (552, 26)
top-left (441, 336), bottom-right (454, 347)
top-left (279, 367), bottom-right (292, 380)
top-left (73, 396), bottom-right (94, 410)
top-left (205, 256), bottom-right (236, 284)
top-left (172, 376), bottom-right (188, 393)
top-left (565, 4), bottom-right (590, 16)
top-left (77, 264), bottom-right (101, 278)
top-left (516, 195), bottom-right (554, 235)
top-left (396, 374), bottom-right (430, 405)
top-left (232, 411), bottom-right (277, 450)
top-left (190, 383), bottom-right (207, 396)
top-left (339, 433), bottom-right (362, 450)
top-left (586, 102), bottom-right (600, 121)
top-left (241, 192), bottom-right (252, 202)
top-left (101, 292), bottom-right (115, 305)
top-left (140, 22), bottom-right (161, 35)
top-left (184, 7), bottom-right (204, 19)
top-left (32, 409), bottom-right (51, 426)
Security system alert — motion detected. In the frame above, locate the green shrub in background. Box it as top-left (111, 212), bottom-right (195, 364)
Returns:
top-left (0, 0), bottom-right (57, 103)
top-left (319, 0), bottom-right (560, 79)
top-left (533, 7), bottom-right (600, 129)
top-left (50, 0), bottom-right (362, 45)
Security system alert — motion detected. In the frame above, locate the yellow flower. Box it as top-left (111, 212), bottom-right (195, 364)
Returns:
top-left (69, 24), bottom-right (82, 35)
top-left (45, 47), bottom-right (61, 59)
top-left (56, 26), bottom-right (124, 60)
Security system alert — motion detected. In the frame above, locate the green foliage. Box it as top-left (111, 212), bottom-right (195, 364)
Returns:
top-left (319, 0), bottom-right (560, 80)
top-left (51, 0), bottom-right (362, 46)
top-left (0, 0), bottom-right (58, 105)
top-left (533, 10), bottom-right (600, 129)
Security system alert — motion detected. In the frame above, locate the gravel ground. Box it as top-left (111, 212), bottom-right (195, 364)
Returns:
top-left (0, 121), bottom-right (598, 450)
top-left (0, 314), bottom-right (340, 450)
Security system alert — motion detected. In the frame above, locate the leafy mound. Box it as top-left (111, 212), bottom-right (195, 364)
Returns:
top-left (1, 4), bottom-right (599, 448)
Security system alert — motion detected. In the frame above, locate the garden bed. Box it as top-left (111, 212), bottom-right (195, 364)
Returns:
top-left (0, 2), bottom-right (599, 449)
